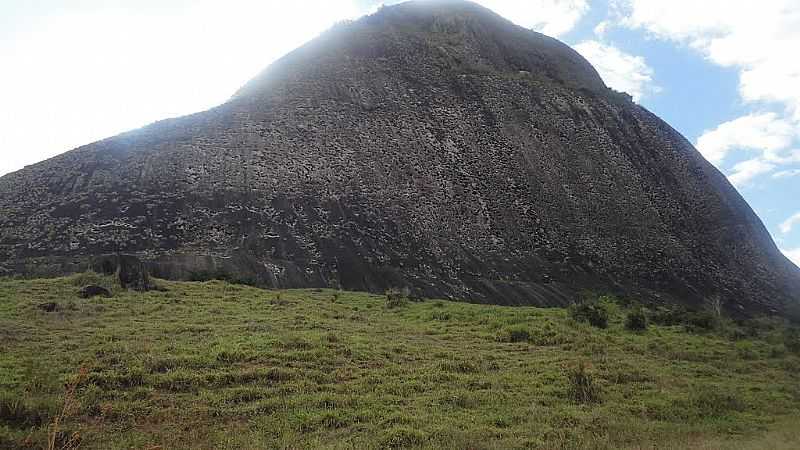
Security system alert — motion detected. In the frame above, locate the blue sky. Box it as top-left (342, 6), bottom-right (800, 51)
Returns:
top-left (0, 0), bottom-right (798, 266)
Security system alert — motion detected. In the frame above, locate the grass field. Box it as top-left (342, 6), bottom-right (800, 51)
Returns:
top-left (1, 275), bottom-right (799, 449)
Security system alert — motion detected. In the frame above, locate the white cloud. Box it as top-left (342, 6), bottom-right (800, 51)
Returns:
top-left (593, 21), bottom-right (610, 38)
top-left (727, 159), bottom-right (776, 188)
top-left (574, 40), bottom-right (657, 102)
top-left (780, 212), bottom-right (800, 234)
top-left (478, 0), bottom-right (589, 37)
top-left (617, 0), bottom-right (800, 187)
top-left (782, 248), bottom-right (800, 267)
top-left (693, 112), bottom-right (800, 185)
top-left (695, 113), bottom-right (796, 165)
top-left (616, 0), bottom-right (800, 119)
top-left (773, 169), bottom-right (800, 179)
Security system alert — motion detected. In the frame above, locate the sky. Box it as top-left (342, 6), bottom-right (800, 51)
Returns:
top-left (0, 0), bottom-right (798, 267)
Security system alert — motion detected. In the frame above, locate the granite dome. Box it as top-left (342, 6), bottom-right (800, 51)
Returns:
top-left (1, 0), bottom-right (798, 313)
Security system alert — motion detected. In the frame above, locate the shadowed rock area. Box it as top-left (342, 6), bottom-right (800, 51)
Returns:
top-left (0, 0), bottom-right (798, 312)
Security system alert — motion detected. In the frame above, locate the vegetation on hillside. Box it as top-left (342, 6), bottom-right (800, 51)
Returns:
top-left (1, 275), bottom-right (799, 449)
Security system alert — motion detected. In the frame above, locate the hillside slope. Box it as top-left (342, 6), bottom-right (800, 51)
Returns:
top-left (1, 277), bottom-right (799, 449)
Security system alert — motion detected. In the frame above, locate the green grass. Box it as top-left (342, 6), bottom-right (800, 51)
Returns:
top-left (0, 275), bottom-right (798, 449)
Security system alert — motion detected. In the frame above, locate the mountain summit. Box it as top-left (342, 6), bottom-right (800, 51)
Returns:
top-left (1, 0), bottom-right (797, 312)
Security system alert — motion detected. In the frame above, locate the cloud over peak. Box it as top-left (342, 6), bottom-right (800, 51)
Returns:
top-left (615, 0), bottom-right (800, 186)
top-left (695, 113), bottom-right (795, 165)
top-left (574, 40), bottom-right (658, 102)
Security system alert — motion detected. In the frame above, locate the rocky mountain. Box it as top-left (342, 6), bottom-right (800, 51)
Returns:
top-left (1, 0), bottom-right (798, 312)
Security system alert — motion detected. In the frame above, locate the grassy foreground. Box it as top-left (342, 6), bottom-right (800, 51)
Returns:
top-left (0, 275), bottom-right (799, 449)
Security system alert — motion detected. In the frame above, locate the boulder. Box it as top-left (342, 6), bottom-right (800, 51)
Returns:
top-left (79, 285), bottom-right (112, 299)
top-left (37, 302), bottom-right (59, 312)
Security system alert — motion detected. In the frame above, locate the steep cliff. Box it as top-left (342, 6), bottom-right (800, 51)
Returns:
top-left (1, 0), bottom-right (797, 312)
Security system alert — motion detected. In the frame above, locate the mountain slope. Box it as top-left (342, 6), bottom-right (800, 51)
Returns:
top-left (1, 0), bottom-right (798, 312)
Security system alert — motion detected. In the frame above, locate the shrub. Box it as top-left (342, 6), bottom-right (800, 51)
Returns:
top-left (430, 311), bottom-right (451, 321)
top-left (439, 360), bottom-right (480, 374)
top-left (495, 326), bottom-right (530, 343)
top-left (686, 388), bottom-right (746, 417)
top-left (566, 363), bottom-right (601, 404)
top-left (569, 300), bottom-right (609, 329)
top-left (685, 310), bottom-right (718, 331)
top-left (769, 345), bottom-right (787, 358)
top-left (382, 427), bottom-right (427, 449)
top-left (625, 308), bottom-right (648, 331)
top-left (650, 306), bottom-right (718, 331)
top-left (0, 395), bottom-right (56, 427)
top-left (735, 340), bottom-right (758, 359)
top-left (214, 346), bottom-right (253, 364)
top-left (785, 327), bottom-right (800, 354)
top-left (70, 271), bottom-right (112, 288)
top-left (649, 307), bottom-right (686, 326)
top-left (385, 288), bottom-right (409, 309)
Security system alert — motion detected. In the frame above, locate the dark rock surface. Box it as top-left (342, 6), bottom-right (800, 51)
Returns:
top-left (37, 302), bottom-right (59, 313)
top-left (79, 285), bottom-right (112, 299)
top-left (0, 0), bottom-right (798, 313)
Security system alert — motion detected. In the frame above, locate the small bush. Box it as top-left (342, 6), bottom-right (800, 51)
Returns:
top-left (625, 308), bottom-right (648, 331)
top-left (784, 327), bottom-right (800, 354)
top-left (0, 395), bottom-right (56, 427)
top-left (735, 341), bottom-right (758, 359)
top-left (685, 310), bottom-right (718, 331)
top-left (385, 288), bottom-right (409, 309)
top-left (495, 326), bottom-right (531, 343)
top-left (382, 427), bottom-right (427, 449)
top-left (214, 347), bottom-right (253, 364)
top-left (769, 345), bottom-right (787, 358)
top-left (439, 360), bottom-right (480, 374)
top-left (70, 271), bottom-right (112, 288)
top-left (569, 300), bottom-right (609, 329)
top-left (430, 311), bottom-right (451, 321)
top-left (686, 388), bottom-right (746, 417)
top-left (566, 363), bottom-right (601, 404)
top-left (265, 368), bottom-right (294, 383)
top-left (318, 411), bottom-right (349, 429)
top-left (650, 306), bottom-right (718, 331)
top-left (649, 307), bottom-right (686, 326)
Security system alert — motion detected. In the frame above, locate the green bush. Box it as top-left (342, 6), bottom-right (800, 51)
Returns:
top-left (70, 270), bottom-right (116, 291)
top-left (0, 394), bottom-right (55, 427)
top-left (569, 300), bottom-right (609, 329)
top-left (785, 327), bottom-right (800, 354)
top-left (625, 308), bottom-right (648, 331)
top-left (649, 307), bottom-right (685, 326)
top-left (385, 288), bottom-right (409, 309)
top-left (686, 310), bottom-right (718, 331)
top-left (382, 427), bottom-right (427, 449)
top-left (686, 388), bottom-right (746, 417)
top-left (650, 306), bottom-right (718, 331)
top-left (495, 326), bottom-right (530, 343)
top-left (566, 363), bottom-right (601, 404)
top-left (430, 311), bottom-right (451, 321)
top-left (735, 341), bottom-right (758, 359)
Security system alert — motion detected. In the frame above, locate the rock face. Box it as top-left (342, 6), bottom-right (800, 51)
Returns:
top-left (79, 285), bottom-right (112, 299)
top-left (0, 0), bottom-right (798, 312)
